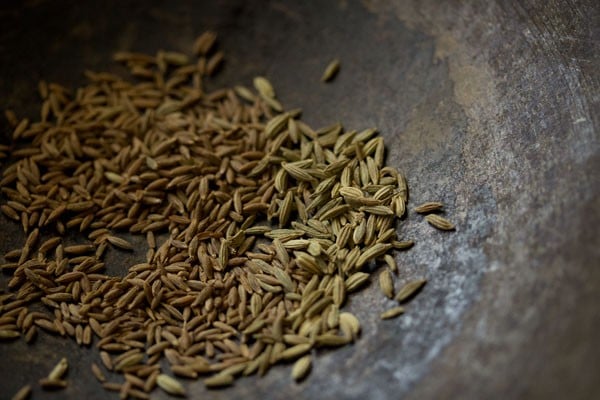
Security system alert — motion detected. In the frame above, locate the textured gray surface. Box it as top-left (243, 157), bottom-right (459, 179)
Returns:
top-left (0, 1), bottom-right (598, 399)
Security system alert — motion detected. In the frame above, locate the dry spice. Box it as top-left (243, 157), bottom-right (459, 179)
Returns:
top-left (291, 355), bottom-right (312, 381)
top-left (379, 269), bottom-right (394, 299)
top-left (10, 385), bottom-right (31, 400)
top-left (47, 357), bottom-right (68, 381)
top-left (395, 279), bottom-right (427, 303)
top-left (203, 373), bottom-right (234, 388)
top-left (0, 30), bottom-right (454, 397)
top-left (156, 374), bottom-right (186, 396)
top-left (91, 362), bottom-right (106, 383)
top-left (414, 201), bottom-right (444, 214)
top-left (39, 378), bottom-right (68, 389)
top-left (425, 214), bottom-right (455, 230)
top-left (380, 306), bottom-right (405, 320)
top-left (321, 59), bottom-right (340, 82)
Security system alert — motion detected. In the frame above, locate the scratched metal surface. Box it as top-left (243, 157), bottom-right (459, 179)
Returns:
top-left (0, 1), bottom-right (598, 399)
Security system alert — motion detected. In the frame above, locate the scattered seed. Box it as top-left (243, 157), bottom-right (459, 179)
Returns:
top-left (384, 254), bottom-right (397, 273)
top-left (392, 240), bottom-right (415, 250)
top-left (379, 269), bottom-right (394, 299)
top-left (253, 76), bottom-right (275, 98)
top-left (277, 343), bottom-right (312, 361)
top-left (203, 373), bottom-right (234, 388)
top-left (156, 374), bottom-right (186, 396)
top-left (0, 29), bottom-right (454, 396)
top-left (291, 355), bottom-right (312, 382)
top-left (39, 378), bottom-right (68, 389)
top-left (339, 312), bottom-right (360, 340)
top-left (47, 357), bottom-right (68, 380)
top-left (425, 214), bottom-right (455, 230)
top-left (0, 330), bottom-right (20, 339)
top-left (102, 382), bottom-right (122, 392)
top-left (414, 201), bottom-right (443, 213)
top-left (380, 306), bottom-right (405, 320)
top-left (106, 235), bottom-right (133, 250)
top-left (193, 31), bottom-right (217, 55)
top-left (395, 279), bottom-right (427, 303)
top-left (91, 363), bottom-right (106, 383)
top-left (321, 59), bottom-right (340, 82)
top-left (11, 384), bottom-right (31, 400)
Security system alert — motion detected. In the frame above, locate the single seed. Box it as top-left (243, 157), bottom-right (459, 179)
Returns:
top-left (392, 240), bottom-right (415, 250)
top-left (425, 214), bottom-right (455, 230)
top-left (0, 330), bottom-right (20, 339)
top-left (277, 343), bottom-right (312, 361)
top-left (47, 357), bottom-right (68, 380)
top-left (395, 279), bottom-right (427, 303)
top-left (204, 373), bottom-right (234, 388)
top-left (39, 378), bottom-right (68, 389)
top-left (156, 374), bottom-right (186, 396)
top-left (414, 201), bottom-right (444, 214)
top-left (291, 355), bottom-right (312, 382)
top-left (106, 235), bottom-right (133, 250)
top-left (380, 306), bottom-right (405, 320)
top-left (253, 76), bottom-right (275, 98)
top-left (193, 31), bottom-right (217, 55)
top-left (114, 353), bottom-right (144, 371)
top-left (379, 269), bottom-right (394, 299)
top-left (321, 59), bottom-right (340, 82)
top-left (356, 243), bottom-right (392, 267)
top-left (345, 272), bottom-right (370, 292)
top-left (339, 312), bottom-right (360, 340)
top-left (11, 384), bottom-right (31, 400)
top-left (91, 363), bottom-right (106, 382)
top-left (384, 254), bottom-right (397, 273)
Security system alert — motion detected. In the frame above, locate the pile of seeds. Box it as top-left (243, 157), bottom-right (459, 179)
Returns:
top-left (1, 32), bottom-right (454, 398)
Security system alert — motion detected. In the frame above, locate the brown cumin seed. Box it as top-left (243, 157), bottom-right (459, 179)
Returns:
top-left (193, 31), bottom-right (218, 55)
top-left (102, 382), bottom-right (122, 392)
top-left (414, 201), bottom-right (444, 214)
top-left (425, 214), bottom-right (455, 230)
top-left (106, 235), bottom-right (133, 250)
top-left (39, 378), bottom-right (68, 389)
top-left (100, 351), bottom-right (113, 371)
top-left (63, 244), bottom-right (95, 255)
top-left (0, 330), bottom-right (20, 339)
